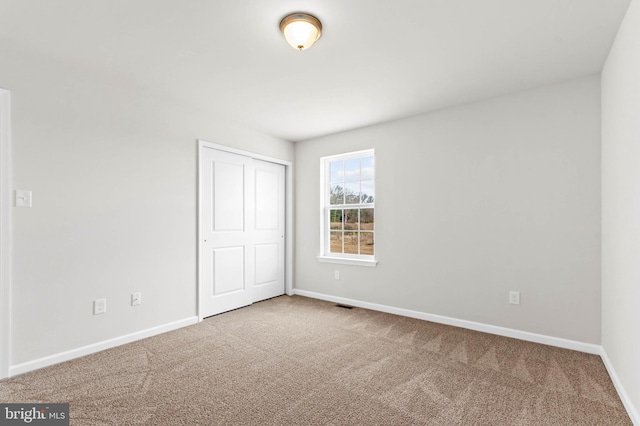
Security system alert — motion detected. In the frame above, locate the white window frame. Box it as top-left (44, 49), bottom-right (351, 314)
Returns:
top-left (317, 149), bottom-right (377, 267)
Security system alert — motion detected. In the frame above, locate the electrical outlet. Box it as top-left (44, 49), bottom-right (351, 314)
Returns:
top-left (334, 270), bottom-right (340, 280)
top-left (93, 298), bottom-right (107, 315)
top-left (131, 292), bottom-right (142, 306)
top-left (509, 291), bottom-right (520, 305)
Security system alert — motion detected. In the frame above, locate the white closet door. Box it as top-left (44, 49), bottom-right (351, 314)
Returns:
top-left (252, 159), bottom-right (285, 302)
top-left (200, 148), bottom-right (284, 317)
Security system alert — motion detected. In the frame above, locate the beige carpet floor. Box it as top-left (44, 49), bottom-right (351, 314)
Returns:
top-left (0, 295), bottom-right (632, 425)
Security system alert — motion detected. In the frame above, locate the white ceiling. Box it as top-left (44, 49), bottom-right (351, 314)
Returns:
top-left (0, 0), bottom-right (632, 141)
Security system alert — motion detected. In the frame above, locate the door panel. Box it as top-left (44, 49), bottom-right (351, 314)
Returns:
top-left (212, 247), bottom-right (245, 295)
top-left (254, 243), bottom-right (279, 285)
top-left (255, 169), bottom-right (279, 230)
top-left (213, 161), bottom-right (245, 231)
top-left (201, 147), bottom-right (285, 318)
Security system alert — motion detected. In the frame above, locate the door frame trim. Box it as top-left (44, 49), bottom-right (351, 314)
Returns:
top-left (0, 88), bottom-right (12, 379)
top-left (197, 140), bottom-right (293, 321)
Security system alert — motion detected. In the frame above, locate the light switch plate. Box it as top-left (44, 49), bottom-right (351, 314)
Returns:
top-left (131, 292), bottom-right (141, 306)
top-left (15, 190), bottom-right (32, 207)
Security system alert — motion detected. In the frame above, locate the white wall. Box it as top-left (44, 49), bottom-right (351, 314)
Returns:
top-left (295, 76), bottom-right (602, 344)
top-left (0, 47), bottom-right (293, 365)
top-left (0, 88), bottom-right (11, 378)
top-left (602, 0), bottom-right (640, 420)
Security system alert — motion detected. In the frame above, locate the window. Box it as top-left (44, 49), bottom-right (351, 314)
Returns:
top-left (319, 150), bottom-right (376, 266)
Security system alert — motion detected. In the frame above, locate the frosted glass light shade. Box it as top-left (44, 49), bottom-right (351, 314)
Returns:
top-left (280, 13), bottom-right (322, 51)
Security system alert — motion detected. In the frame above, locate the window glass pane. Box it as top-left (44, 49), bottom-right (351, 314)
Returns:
top-left (360, 208), bottom-right (374, 230)
top-left (330, 184), bottom-right (344, 205)
top-left (330, 209), bottom-right (343, 230)
top-left (323, 151), bottom-right (375, 260)
top-left (329, 160), bottom-right (344, 183)
top-left (330, 232), bottom-right (343, 253)
top-left (345, 209), bottom-right (358, 230)
top-left (344, 181), bottom-right (360, 204)
top-left (360, 232), bottom-right (374, 255)
top-left (361, 156), bottom-right (374, 180)
top-left (344, 232), bottom-right (358, 254)
top-left (361, 180), bottom-right (374, 203)
top-left (344, 158), bottom-right (360, 182)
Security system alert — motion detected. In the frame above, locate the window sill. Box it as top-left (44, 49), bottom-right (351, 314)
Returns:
top-left (317, 256), bottom-right (378, 267)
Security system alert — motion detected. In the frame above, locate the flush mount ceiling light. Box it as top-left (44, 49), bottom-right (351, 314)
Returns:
top-left (279, 13), bottom-right (322, 51)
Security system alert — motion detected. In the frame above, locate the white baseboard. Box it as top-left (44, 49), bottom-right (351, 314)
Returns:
top-left (293, 289), bottom-right (601, 354)
top-left (600, 347), bottom-right (640, 426)
top-left (8, 316), bottom-right (199, 377)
